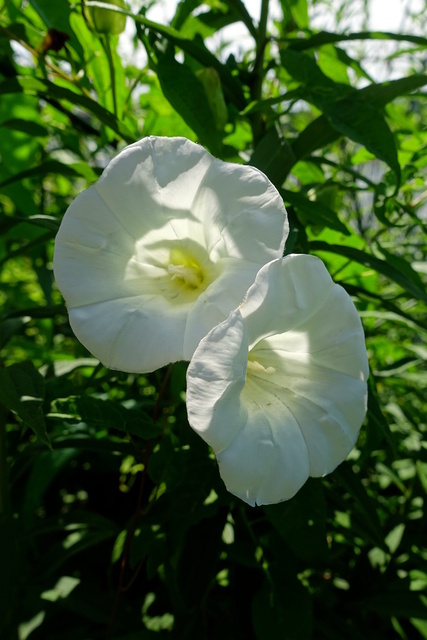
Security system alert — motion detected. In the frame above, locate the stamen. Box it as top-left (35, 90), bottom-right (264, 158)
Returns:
top-left (247, 360), bottom-right (276, 375)
top-left (168, 263), bottom-right (204, 289)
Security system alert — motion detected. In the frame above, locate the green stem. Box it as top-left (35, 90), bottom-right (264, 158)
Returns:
top-left (250, 0), bottom-right (270, 144)
top-left (0, 403), bottom-right (10, 519)
top-left (102, 34), bottom-right (118, 117)
top-left (258, 0), bottom-right (269, 51)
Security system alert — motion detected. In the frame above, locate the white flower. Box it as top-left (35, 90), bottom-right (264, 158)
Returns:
top-left (186, 254), bottom-right (369, 506)
top-left (53, 136), bottom-right (288, 373)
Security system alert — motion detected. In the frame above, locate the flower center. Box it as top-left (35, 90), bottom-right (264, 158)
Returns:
top-left (161, 246), bottom-right (215, 303)
top-left (168, 252), bottom-right (205, 290)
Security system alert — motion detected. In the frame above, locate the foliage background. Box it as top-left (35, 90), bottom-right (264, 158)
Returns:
top-left (0, 0), bottom-right (426, 638)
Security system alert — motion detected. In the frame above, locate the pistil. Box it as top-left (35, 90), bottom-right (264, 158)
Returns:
top-left (168, 263), bottom-right (204, 289)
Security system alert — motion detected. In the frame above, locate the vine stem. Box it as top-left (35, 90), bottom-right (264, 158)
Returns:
top-left (250, 0), bottom-right (270, 144)
top-left (102, 33), bottom-right (118, 118)
top-left (106, 364), bottom-right (174, 640)
top-left (0, 25), bottom-right (93, 99)
top-left (0, 402), bottom-right (10, 519)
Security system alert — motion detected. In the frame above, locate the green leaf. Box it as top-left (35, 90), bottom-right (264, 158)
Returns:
top-left (353, 590), bottom-right (427, 620)
top-left (224, 0), bottom-right (258, 38)
top-left (29, 0), bottom-right (72, 32)
top-left (250, 124), bottom-right (296, 188)
top-left (281, 50), bottom-right (401, 182)
top-left (0, 118), bottom-right (48, 137)
top-left (280, 48), bottom-right (352, 104)
top-left (0, 317), bottom-right (30, 348)
top-left (251, 116), bottom-right (339, 185)
top-left (86, 1), bottom-right (246, 108)
top-left (325, 96), bottom-right (400, 183)
top-left (0, 76), bottom-right (135, 143)
top-left (28, 0), bottom-right (84, 59)
top-left (334, 463), bottom-right (385, 548)
top-left (70, 12), bottom-right (126, 118)
top-left (21, 448), bottom-right (77, 522)
top-left (287, 30), bottom-right (427, 51)
top-left (265, 480), bottom-right (329, 563)
top-left (289, 0), bottom-right (309, 29)
top-left (252, 570), bottom-right (312, 640)
top-left (282, 189), bottom-right (350, 234)
top-left (41, 358), bottom-right (98, 377)
top-left (46, 435), bottom-right (136, 455)
top-left (310, 241), bottom-right (427, 303)
top-left (0, 159), bottom-right (97, 189)
top-left (362, 379), bottom-right (398, 462)
top-left (375, 244), bottom-right (427, 293)
top-left (361, 74), bottom-right (427, 107)
top-left (53, 396), bottom-right (158, 440)
top-left (291, 115), bottom-right (338, 165)
top-left (170, 0), bottom-right (202, 31)
top-left (156, 51), bottom-right (222, 155)
top-left (0, 361), bottom-right (49, 446)
top-left (2, 304), bottom-right (65, 321)
top-left (19, 215), bottom-right (61, 231)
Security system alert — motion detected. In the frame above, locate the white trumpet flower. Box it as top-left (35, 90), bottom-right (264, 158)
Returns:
top-left (54, 137), bottom-right (288, 373)
top-left (186, 254), bottom-right (369, 506)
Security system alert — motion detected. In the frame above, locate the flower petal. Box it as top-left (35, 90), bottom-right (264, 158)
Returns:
top-left (68, 296), bottom-right (188, 373)
top-left (53, 187), bottom-right (137, 308)
top-left (216, 392), bottom-right (310, 506)
top-left (186, 310), bottom-right (248, 452)
top-left (240, 254), bottom-right (336, 345)
top-left (94, 136), bottom-right (214, 240)
top-left (183, 258), bottom-right (264, 359)
top-left (243, 256), bottom-right (368, 481)
top-left (54, 136), bottom-right (288, 373)
top-left (192, 159), bottom-right (289, 261)
top-left (186, 309), bottom-right (310, 507)
top-left (187, 253), bottom-right (369, 506)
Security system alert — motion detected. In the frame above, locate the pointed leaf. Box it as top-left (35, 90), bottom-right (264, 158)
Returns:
top-left (156, 52), bottom-right (222, 155)
top-left (282, 189), bottom-right (350, 234)
top-left (0, 361), bottom-right (49, 446)
top-left (310, 241), bottom-right (427, 303)
top-left (287, 30), bottom-right (427, 51)
top-left (0, 76), bottom-right (135, 142)
top-left (86, 2), bottom-right (246, 108)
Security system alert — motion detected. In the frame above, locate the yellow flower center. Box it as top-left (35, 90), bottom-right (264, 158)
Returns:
top-left (154, 245), bottom-right (218, 304)
top-left (168, 248), bottom-right (205, 290)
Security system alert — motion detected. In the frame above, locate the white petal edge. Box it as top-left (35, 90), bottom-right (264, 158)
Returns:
top-left (187, 254), bottom-right (369, 506)
top-left (54, 136), bottom-right (289, 373)
top-left (186, 310), bottom-right (249, 452)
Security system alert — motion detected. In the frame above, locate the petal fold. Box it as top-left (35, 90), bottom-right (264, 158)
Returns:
top-left (186, 310), bottom-right (249, 453)
top-left (186, 253), bottom-right (369, 506)
top-left (54, 136), bottom-right (288, 373)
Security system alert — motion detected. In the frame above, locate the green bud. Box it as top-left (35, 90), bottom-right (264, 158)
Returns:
top-left (86, 0), bottom-right (127, 36)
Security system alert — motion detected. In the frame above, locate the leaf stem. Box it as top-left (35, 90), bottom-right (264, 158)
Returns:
top-left (0, 402), bottom-right (10, 519)
top-left (102, 34), bottom-right (118, 118)
top-left (250, 0), bottom-right (269, 144)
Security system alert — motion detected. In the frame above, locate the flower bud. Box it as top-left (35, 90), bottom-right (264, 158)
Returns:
top-left (86, 0), bottom-right (127, 36)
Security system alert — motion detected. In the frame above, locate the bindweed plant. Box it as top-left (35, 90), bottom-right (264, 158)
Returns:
top-left (0, 0), bottom-right (426, 639)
